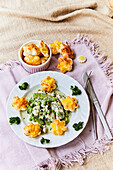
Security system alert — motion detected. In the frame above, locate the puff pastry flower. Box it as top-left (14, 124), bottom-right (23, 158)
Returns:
top-left (60, 44), bottom-right (74, 59)
top-left (62, 96), bottom-right (78, 111)
top-left (37, 40), bottom-right (49, 58)
top-left (24, 123), bottom-right (41, 138)
top-left (57, 55), bottom-right (73, 73)
top-left (11, 96), bottom-right (28, 110)
top-left (49, 41), bottom-right (74, 59)
top-left (24, 55), bottom-right (41, 65)
top-left (50, 119), bottom-right (67, 135)
top-left (41, 76), bottom-right (56, 92)
top-left (54, 40), bottom-right (62, 50)
top-left (49, 40), bottom-right (62, 54)
top-left (23, 44), bottom-right (41, 56)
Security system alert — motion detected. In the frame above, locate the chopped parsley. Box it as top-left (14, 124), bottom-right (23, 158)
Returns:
top-left (19, 82), bottom-right (29, 90)
top-left (73, 121), bottom-right (84, 131)
top-left (40, 137), bottom-right (50, 144)
top-left (70, 85), bottom-right (81, 95)
top-left (9, 116), bottom-right (21, 125)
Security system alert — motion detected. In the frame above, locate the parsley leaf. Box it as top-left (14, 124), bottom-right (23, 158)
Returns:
top-left (9, 117), bottom-right (21, 125)
top-left (70, 85), bottom-right (82, 95)
top-left (73, 121), bottom-right (84, 131)
top-left (40, 137), bottom-right (50, 144)
top-left (19, 82), bottom-right (29, 90)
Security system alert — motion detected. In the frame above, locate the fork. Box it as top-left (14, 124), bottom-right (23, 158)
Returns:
top-left (84, 71), bottom-right (98, 140)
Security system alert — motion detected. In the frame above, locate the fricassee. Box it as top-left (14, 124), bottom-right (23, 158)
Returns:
top-left (23, 88), bottom-right (72, 136)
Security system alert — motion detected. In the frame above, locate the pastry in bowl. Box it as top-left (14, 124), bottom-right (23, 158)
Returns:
top-left (18, 40), bottom-right (52, 73)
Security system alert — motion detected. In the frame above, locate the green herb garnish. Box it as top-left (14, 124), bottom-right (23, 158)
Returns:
top-left (19, 82), bottom-right (29, 90)
top-left (40, 137), bottom-right (50, 144)
top-left (73, 121), bottom-right (84, 131)
top-left (70, 85), bottom-right (81, 95)
top-left (9, 116), bottom-right (21, 125)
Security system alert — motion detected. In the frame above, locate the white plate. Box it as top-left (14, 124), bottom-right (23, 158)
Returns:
top-left (7, 71), bottom-right (90, 148)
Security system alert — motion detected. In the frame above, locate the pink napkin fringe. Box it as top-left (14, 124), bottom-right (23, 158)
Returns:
top-left (1, 34), bottom-right (113, 170)
top-left (33, 136), bottom-right (113, 170)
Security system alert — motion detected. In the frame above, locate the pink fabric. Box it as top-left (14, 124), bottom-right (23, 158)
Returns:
top-left (0, 34), bottom-right (113, 170)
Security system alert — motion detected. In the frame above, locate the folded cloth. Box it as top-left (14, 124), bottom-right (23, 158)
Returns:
top-left (1, 0), bottom-right (113, 20)
top-left (0, 0), bottom-right (97, 21)
top-left (0, 34), bottom-right (113, 170)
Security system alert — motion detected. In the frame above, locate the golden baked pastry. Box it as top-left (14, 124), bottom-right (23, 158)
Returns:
top-left (49, 40), bottom-right (62, 54)
top-left (23, 44), bottom-right (41, 56)
top-left (37, 40), bottom-right (49, 58)
top-left (54, 40), bottom-right (62, 52)
top-left (49, 40), bottom-right (74, 73)
top-left (62, 96), bottom-right (78, 111)
top-left (60, 44), bottom-right (74, 59)
top-left (24, 55), bottom-right (41, 65)
top-left (24, 123), bottom-right (41, 138)
top-left (49, 43), bottom-right (58, 55)
top-left (49, 41), bottom-right (73, 59)
top-left (11, 96), bottom-right (28, 110)
top-left (41, 76), bottom-right (56, 92)
top-left (22, 41), bottom-right (50, 66)
top-left (57, 55), bottom-right (73, 73)
top-left (50, 119), bottom-right (67, 135)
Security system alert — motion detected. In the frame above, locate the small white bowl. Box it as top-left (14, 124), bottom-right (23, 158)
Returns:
top-left (18, 40), bottom-right (52, 73)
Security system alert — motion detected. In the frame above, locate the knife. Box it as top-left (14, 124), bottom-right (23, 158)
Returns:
top-left (83, 72), bottom-right (112, 140)
top-left (83, 72), bottom-right (98, 140)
